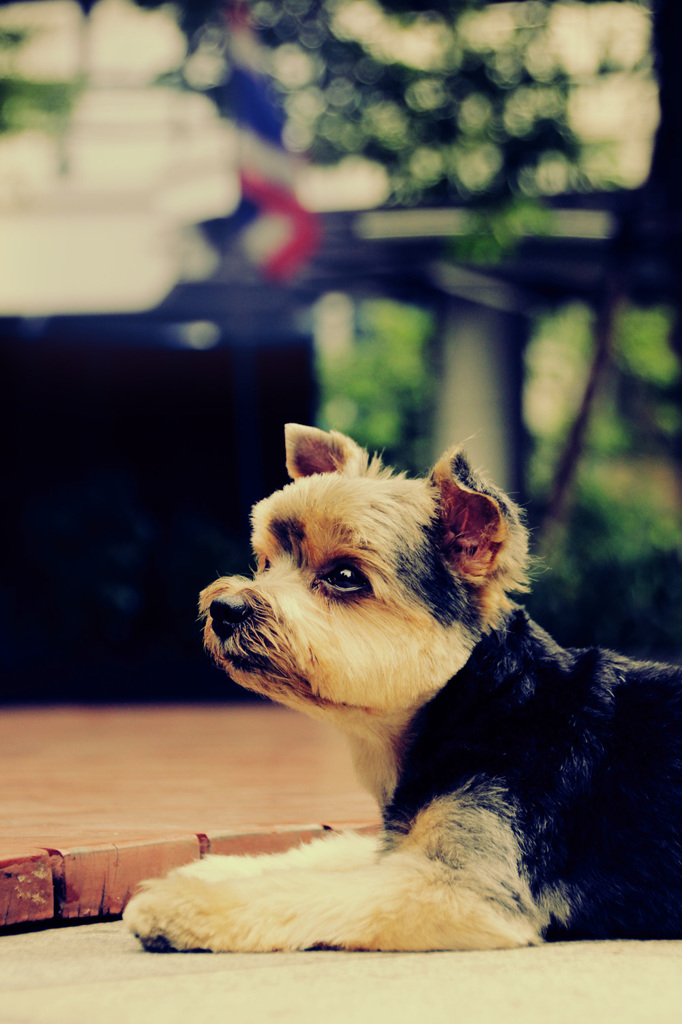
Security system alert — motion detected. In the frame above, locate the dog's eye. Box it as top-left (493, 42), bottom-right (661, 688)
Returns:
top-left (321, 565), bottom-right (369, 594)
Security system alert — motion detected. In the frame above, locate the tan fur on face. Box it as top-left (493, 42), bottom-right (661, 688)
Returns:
top-left (201, 471), bottom-right (477, 721)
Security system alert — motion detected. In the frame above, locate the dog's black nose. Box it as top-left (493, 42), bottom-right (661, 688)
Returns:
top-left (209, 596), bottom-right (253, 640)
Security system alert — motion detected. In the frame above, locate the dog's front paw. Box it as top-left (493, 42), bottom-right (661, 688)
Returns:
top-left (124, 874), bottom-right (238, 952)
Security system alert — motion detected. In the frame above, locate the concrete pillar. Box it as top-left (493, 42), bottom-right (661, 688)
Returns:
top-left (432, 301), bottom-right (524, 495)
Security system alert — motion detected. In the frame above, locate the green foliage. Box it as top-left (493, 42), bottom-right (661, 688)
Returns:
top-left (524, 300), bottom-right (682, 653)
top-left (316, 298), bottom-right (435, 473)
top-left (138, 0), bottom-right (651, 207)
top-left (0, 77), bottom-right (76, 134)
top-left (249, 0), bottom-right (580, 205)
top-left (526, 476), bottom-right (682, 655)
top-left (448, 196), bottom-right (552, 263)
top-left (524, 301), bottom-right (595, 492)
top-left (0, 26), bottom-right (77, 135)
top-left (0, 27), bottom-right (26, 51)
top-left (615, 303), bottom-right (680, 390)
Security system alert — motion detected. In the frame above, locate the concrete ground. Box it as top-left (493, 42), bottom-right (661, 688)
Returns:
top-left (2, 921), bottom-right (682, 1024)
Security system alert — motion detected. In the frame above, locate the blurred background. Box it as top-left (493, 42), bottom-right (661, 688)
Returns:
top-left (1, 0), bottom-right (681, 704)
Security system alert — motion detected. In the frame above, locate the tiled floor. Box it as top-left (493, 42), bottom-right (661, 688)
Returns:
top-left (0, 704), bottom-right (377, 928)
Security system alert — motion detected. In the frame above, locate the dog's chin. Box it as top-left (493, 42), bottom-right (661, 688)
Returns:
top-left (205, 635), bottom-right (290, 684)
top-left (207, 639), bottom-right (340, 711)
top-left (209, 642), bottom-right (274, 677)
top-left (222, 652), bottom-right (260, 674)
top-left (209, 649), bottom-right (278, 698)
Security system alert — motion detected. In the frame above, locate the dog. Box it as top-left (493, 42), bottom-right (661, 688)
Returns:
top-left (124, 423), bottom-right (682, 951)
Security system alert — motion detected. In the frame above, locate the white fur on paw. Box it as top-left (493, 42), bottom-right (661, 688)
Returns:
top-left (123, 875), bottom-right (237, 952)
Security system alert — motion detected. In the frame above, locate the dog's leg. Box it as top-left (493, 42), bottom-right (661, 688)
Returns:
top-left (174, 830), bottom-right (379, 882)
top-left (124, 847), bottom-right (541, 952)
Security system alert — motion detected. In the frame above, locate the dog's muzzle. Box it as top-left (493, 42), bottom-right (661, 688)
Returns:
top-left (209, 596), bottom-right (253, 641)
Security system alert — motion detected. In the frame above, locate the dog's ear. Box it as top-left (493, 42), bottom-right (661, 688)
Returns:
top-left (430, 447), bottom-right (528, 590)
top-left (285, 424), bottom-right (370, 479)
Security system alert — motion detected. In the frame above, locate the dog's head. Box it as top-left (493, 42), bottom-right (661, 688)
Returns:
top-left (200, 425), bottom-right (528, 719)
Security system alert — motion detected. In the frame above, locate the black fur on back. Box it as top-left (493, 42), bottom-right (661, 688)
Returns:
top-left (385, 609), bottom-right (682, 940)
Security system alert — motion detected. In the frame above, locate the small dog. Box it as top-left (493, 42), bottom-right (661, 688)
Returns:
top-left (124, 424), bottom-right (682, 951)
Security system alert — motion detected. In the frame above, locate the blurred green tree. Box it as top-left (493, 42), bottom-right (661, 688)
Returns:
top-left (0, 26), bottom-right (77, 135)
top-left (316, 297), bottom-right (435, 473)
top-left (127, 0), bottom-right (652, 209)
top-left (524, 299), bottom-right (682, 654)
